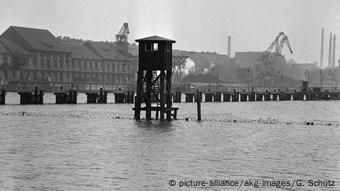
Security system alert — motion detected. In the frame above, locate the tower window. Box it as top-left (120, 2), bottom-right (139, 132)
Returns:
top-left (153, 43), bottom-right (158, 51)
top-left (145, 43), bottom-right (158, 51)
top-left (145, 43), bottom-right (152, 51)
top-left (165, 44), bottom-right (171, 52)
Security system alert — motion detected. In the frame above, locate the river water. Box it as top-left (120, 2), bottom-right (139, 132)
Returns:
top-left (0, 93), bottom-right (339, 191)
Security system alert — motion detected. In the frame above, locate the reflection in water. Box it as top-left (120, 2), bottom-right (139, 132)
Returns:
top-left (0, 99), bottom-right (339, 190)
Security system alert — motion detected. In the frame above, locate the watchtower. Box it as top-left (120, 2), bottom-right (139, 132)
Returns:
top-left (134, 36), bottom-right (178, 120)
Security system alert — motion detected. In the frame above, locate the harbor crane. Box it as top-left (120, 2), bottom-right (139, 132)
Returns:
top-left (265, 32), bottom-right (293, 54)
top-left (115, 23), bottom-right (129, 43)
top-left (256, 32), bottom-right (294, 87)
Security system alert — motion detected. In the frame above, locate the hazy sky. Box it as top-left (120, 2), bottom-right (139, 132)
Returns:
top-left (1, 0), bottom-right (340, 64)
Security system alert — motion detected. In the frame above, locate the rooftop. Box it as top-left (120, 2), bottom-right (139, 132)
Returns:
top-left (0, 37), bottom-right (33, 56)
top-left (0, 40), bottom-right (10, 54)
top-left (2, 26), bottom-right (69, 52)
top-left (135, 35), bottom-right (175, 43)
top-left (86, 41), bottom-right (125, 60)
top-left (60, 39), bottom-right (102, 60)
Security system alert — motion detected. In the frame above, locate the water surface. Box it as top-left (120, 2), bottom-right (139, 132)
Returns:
top-left (0, 93), bottom-right (339, 190)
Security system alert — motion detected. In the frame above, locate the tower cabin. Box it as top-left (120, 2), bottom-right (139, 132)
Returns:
top-left (134, 36), bottom-right (178, 120)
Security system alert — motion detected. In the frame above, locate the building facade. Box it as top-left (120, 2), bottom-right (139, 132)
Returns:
top-left (0, 26), bottom-right (136, 92)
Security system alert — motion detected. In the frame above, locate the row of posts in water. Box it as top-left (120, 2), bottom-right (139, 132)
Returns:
top-left (0, 87), bottom-right (134, 105)
top-left (174, 90), bottom-right (340, 102)
top-left (0, 87), bottom-right (339, 105)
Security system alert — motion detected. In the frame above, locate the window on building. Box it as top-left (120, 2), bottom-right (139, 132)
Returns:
top-left (60, 61), bottom-right (64, 70)
top-left (122, 63), bottom-right (126, 72)
top-left (89, 61), bottom-right (93, 71)
top-left (95, 62), bottom-right (98, 71)
top-left (101, 63), bottom-right (105, 71)
top-left (144, 43), bottom-right (159, 51)
top-left (145, 43), bottom-right (152, 51)
top-left (46, 59), bottom-right (50, 69)
top-left (40, 58), bottom-right (44, 68)
top-left (95, 73), bottom-right (99, 81)
top-left (78, 61), bottom-right (81, 70)
top-left (32, 58), bottom-right (37, 68)
top-left (66, 57), bottom-right (69, 65)
top-left (165, 43), bottom-right (172, 52)
top-left (59, 57), bottom-right (63, 67)
top-left (153, 43), bottom-right (158, 51)
top-left (72, 60), bottom-right (75, 70)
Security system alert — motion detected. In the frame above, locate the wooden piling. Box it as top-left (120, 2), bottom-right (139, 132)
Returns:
top-left (86, 92), bottom-right (97, 103)
top-left (19, 87), bottom-right (43, 104)
top-left (272, 93), bottom-right (278, 101)
top-left (232, 92), bottom-right (239, 102)
top-left (126, 91), bottom-right (134, 103)
top-left (34, 86), bottom-right (38, 104)
top-left (214, 92), bottom-right (221, 102)
top-left (173, 91), bottom-right (181, 103)
top-left (249, 92), bottom-right (256, 101)
top-left (72, 90), bottom-right (77, 104)
top-left (205, 93), bottom-right (213, 102)
top-left (194, 92), bottom-right (202, 102)
top-left (39, 90), bottom-right (44, 104)
top-left (114, 93), bottom-right (126, 103)
top-left (196, 89), bottom-right (201, 121)
top-left (185, 93), bottom-right (195, 102)
top-left (256, 93), bottom-right (263, 101)
top-left (55, 92), bottom-right (66, 104)
top-left (240, 93), bottom-right (247, 101)
top-left (264, 90), bottom-right (270, 101)
top-left (223, 93), bottom-right (231, 102)
top-left (0, 88), bottom-right (6, 105)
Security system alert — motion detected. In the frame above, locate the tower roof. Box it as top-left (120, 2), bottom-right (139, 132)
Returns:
top-left (135, 35), bottom-right (175, 43)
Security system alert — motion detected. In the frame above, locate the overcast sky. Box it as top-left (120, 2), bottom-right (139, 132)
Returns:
top-left (1, 0), bottom-right (340, 64)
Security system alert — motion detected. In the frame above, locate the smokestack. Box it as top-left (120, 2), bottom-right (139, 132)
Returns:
top-left (332, 34), bottom-right (336, 67)
top-left (227, 36), bottom-right (231, 57)
top-left (328, 32), bottom-right (332, 67)
top-left (320, 28), bottom-right (324, 68)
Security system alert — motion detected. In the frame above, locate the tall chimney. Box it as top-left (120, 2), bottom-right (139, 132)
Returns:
top-left (320, 28), bottom-right (324, 68)
top-left (328, 32), bottom-right (332, 67)
top-left (332, 34), bottom-right (336, 67)
top-left (227, 36), bottom-right (231, 57)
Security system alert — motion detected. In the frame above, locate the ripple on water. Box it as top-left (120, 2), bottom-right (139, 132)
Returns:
top-left (0, 101), bottom-right (339, 190)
